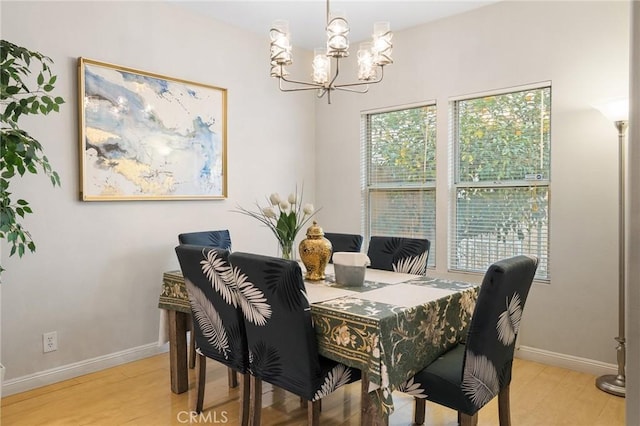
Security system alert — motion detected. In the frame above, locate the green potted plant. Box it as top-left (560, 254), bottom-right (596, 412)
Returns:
top-left (0, 40), bottom-right (64, 274)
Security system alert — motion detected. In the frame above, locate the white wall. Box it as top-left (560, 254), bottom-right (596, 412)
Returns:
top-left (0, 0), bottom-right (315, 390)
top-left (315, 0), bottom-right (631, 369)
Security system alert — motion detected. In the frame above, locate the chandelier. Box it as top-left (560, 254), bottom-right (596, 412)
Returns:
top-left (269, 0), bottom-right (393, 104)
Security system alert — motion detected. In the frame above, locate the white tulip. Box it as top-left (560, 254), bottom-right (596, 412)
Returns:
top-left (269, 193), bottom-right (281, 205)
top-left (262, 206), bottom-right (277, 218)
top-left (279, 200), bottom-right (290, 211)
top-left (288, 193), bottom-right (297, 204)
top-left (303, 203), bottom-right (314, 215)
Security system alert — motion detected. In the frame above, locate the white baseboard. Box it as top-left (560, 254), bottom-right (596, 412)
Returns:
top-left (516, 345), bottom-right (618, 377)
top-left (2, 342), bottom-right (168, 397)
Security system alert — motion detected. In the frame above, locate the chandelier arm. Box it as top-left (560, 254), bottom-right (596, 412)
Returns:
top-left (334, 79), bottom-right (378, 89)
top-left (333, 65), bottom-right (385, 89)
top-left (279, 75), bottom-right (325, 89)
top-left (276, 78), bottom-right (325, 92)
top-left (335, 85), bottom-right (370, 94)
top-left (278, 86), bottom-right (326, 93)
top-left (277, 84), bottom-right (325, 93)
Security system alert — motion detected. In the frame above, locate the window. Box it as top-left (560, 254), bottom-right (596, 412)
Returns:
top-left (363, 104), bottom-right (437, 268)
top-left (451, 85), bottom-right (551, 279)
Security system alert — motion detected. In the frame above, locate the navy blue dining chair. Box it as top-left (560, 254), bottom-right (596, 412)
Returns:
top-left (397, 255), bottom-right (539, 426)
top-left (177, 229), bottom-right (233, 370)
top-left (367, 236), bottom-right (430, 275)
top-left (228, 251), bottom-right (360, 426)
top-left (178, 229), bottom-right (232, 250)
top-left (323, 232), bottom-right (364, 263)
top-left (175, 245), bottom-right (250, 424)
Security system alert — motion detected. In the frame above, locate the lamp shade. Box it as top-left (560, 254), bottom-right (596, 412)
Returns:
top-left (312, 48), bottom-right (330, 84)
top-left (270, 20), bottom-right (292, 65)
top-left (593, 97), bottom-right (629, 122)
top-left (326, 10), bottom-right (349, 57)
top-left (357, 42), bottom-right (376, 81)
top-left (372, 21), bottom-right (393, 65)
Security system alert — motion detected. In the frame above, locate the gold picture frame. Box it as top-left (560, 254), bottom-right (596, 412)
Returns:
top-left (78, 58), bottom-right (227, 201)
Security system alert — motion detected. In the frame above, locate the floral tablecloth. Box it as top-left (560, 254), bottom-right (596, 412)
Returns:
top-left (158, 270), bottom-right (191, 314)
top-left (311, 273), bottom-right (478, 415)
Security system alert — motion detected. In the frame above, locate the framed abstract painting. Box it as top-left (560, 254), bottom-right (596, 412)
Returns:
top-left (77, 58), bottom-right (227, 201)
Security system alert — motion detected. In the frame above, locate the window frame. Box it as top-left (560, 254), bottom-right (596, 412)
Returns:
top-left (361, 102), bottom-right (438, 267)
top-left (449, 82), bottom-right (551, 281)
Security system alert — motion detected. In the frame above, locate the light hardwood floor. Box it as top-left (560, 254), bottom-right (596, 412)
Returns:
top-left (1, 353), bottom-right (625, 425)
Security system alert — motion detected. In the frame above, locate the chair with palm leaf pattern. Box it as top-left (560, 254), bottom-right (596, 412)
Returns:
top-left (178, 230), bottom-right (232, 370)
top-left (366, 236), bottom-right (430, 275)
top-left (174, 245), bottom-right (250, 425)
top-left (228, 251), bottom-right (361, 426)
top-left (397, 255), bottom-right (539, 426)
top-left (323, 232), bottom-right (364, 263)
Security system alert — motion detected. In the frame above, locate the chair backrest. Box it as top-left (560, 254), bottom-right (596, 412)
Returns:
top-left (323, 232), bottom-right (364, 263)
top-left (178, 230), bottom-right (232, 250)
top-left (461, 255), bottom-right (538, 409)
top-left (367, 236), bottom-right (430, 275)
top-left (175, 245), bottom-right (247, 373)
top-left (228, 251), bottom-right (323, 401)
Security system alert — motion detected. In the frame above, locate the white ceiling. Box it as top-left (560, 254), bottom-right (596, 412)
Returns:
top-left (170, 1), bottom-right (500, 50)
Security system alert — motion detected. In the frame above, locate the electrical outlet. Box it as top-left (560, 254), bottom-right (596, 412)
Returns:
top-left (43, 331), bottom-right (57, 353)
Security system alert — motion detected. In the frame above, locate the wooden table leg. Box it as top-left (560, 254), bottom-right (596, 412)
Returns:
top-left (168, 310), bottom-right (189, 394)
top-left (360, 371), bottom-right (389, 426)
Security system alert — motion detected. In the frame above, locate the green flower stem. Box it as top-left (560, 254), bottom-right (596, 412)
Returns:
top-left (279, 240), bottom-right (294, 260)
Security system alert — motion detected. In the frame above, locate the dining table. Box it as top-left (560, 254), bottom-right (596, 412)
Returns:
top-left (158, 262), bottom-right (479, 425)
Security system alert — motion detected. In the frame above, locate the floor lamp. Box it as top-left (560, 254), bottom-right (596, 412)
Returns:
top-left (594, 97), bottom-right (629, 397)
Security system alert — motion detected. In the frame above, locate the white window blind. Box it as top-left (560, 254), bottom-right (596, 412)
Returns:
top-left (451, 86), bottom-right (551, 279)
top-left (362, 104), bottom-right (437, 268)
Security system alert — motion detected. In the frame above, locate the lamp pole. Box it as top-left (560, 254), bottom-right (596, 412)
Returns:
top-left (596, 119), bottom-right (628, 397)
